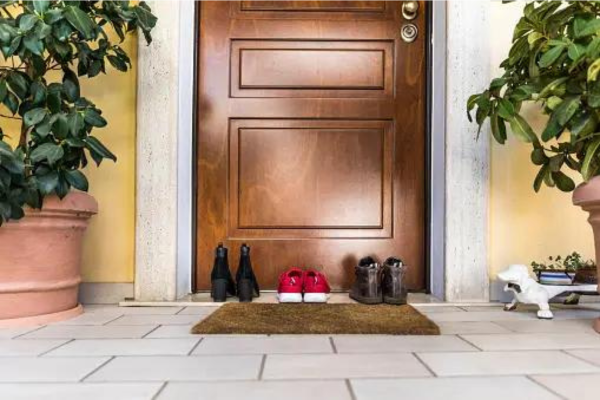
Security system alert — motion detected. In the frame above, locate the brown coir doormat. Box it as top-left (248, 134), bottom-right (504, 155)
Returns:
top-left (191, 303), bottom-right (439, 335)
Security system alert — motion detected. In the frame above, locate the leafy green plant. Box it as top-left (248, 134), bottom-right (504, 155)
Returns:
top-left (0, 1), bottom-right (156, 225)
top-left (531, 251), bottom-right (595, 271)
top-left (468, 1), bottom-right (600, 192)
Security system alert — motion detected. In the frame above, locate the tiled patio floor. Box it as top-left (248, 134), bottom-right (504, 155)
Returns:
top-left (0, 301), bottom-right (599, 400)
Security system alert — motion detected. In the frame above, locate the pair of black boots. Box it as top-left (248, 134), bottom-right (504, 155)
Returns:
top-left (349, 256), bottom-right (407, 305)
top-left (211, 243), bottom-right (260, 302)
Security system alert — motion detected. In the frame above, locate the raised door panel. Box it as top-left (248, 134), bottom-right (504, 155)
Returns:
top-left (229, 119), bottom-right (393, 239)
top-left (232, 1), bottom-right (392, 20)
top-left (231, 40), bottom-right (393, 98)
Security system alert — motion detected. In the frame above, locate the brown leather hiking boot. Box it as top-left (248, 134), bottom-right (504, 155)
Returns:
top-left (382, 257), bottom-right (407, 305)
top-left (349, 257), bottom-right (382, 304)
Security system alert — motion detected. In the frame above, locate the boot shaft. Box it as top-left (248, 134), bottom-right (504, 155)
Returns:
top-left (382, 257), bottom-right (407, 304)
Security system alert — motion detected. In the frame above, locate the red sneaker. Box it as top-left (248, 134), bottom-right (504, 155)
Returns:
top-left (303, 269), bottom-right (331, 303)
top-left (277, 267), bottom-right (304, 303)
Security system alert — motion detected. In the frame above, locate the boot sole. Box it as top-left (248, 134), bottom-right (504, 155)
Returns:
top-left (383, 296), bottom-right (407, 305)
top-left (349, 293), bottom-right (383, 304)
top-left (304, 293), bottom-right (329, 303)
top-left (277, 293), bottom-right (303, 303)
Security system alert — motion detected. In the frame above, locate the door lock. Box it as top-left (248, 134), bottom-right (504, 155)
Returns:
top-left (402, 1), bottom-right (419, 20)
top-left (401, 24), bottom-right (418, 43)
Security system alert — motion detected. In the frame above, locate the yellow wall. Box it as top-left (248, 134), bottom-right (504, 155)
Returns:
top-left (80, 36), bottom-right (137, 283)
top-left (1, 32), bottom-right (137, 283)
top-left (489, 2), bottom-right (595, 277)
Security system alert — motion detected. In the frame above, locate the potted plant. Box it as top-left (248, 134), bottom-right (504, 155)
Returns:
top-left (0, 1), bottom-right (156, 326)
top-left (531, 252), bottom-right (597, 285)
top-left (467, 1), bottom-right (600, 332)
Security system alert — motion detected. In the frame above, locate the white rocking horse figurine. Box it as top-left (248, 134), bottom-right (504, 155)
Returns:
top-left (498, 264), bottom-right (598, 319)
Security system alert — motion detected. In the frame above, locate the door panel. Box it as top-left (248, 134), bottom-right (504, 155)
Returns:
top-left (196, 1), bottom-right (426, 290)
top-left (231, 40), bottom-right (394, 98)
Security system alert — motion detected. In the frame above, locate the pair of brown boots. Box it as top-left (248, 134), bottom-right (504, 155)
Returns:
top-left (349, 257), bottom-right (407, 305)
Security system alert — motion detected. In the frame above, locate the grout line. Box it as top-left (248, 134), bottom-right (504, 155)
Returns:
top-left (559, 348), bottom-right (600, 367)
top-left (525, 375), bottom-right (568, 400)
top-left (187, 337), bottom-right (204, 355)
top-left (257, 354), bottom-right (267, 380)
top-left (102, 314), bottom-right (126, 326)
top-left (329, 337), bottom-right (338, 354)
top-left (455, 334), bottom-right (484, 351)
top-left (79, 356), bottom-right (115, 382)
top-left (141, 325), bottom-right (163, 338)
top-left (38, 339), bottom-right (75, 357)
top-left (412, 352), bottom-right (437, 377)
top-left (345, 379), bottom-right (358, 400)
top-left (151, 382), bottom-right (169, 400)
top-left (12, 325), bottom-right (46, 339)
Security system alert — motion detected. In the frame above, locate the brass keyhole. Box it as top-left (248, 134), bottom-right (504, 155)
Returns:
top-left (401, 24), bottom-right (418, 43)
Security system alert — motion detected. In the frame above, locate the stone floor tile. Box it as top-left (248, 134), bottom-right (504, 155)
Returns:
top-left (87, 355), bottom-right (262, 381)
top-left (193, 336), bottom-right (332, 355)
top-left (495, 319), bottom-right (597, 333)
top-left (333, 335), bottom-right (477, 353)
top-left (411, 306), bottom-right (465, 313)
top-left (143, 325), bottom-right (196, 339)
top-left (531, 373), bottom-right (600, 400)
top-left (461, 333), bottom-right (600, 351)
top-left (107, 315), bottom-right (202, 326)
top-left (351, 376), bottom-right (560, 400)
top-left (0, 327), bottom-right (42, 339)
top-left (565, 349), bottom-right (600, 366)
top-left (0, 357), bottom-right (110, 382)
top-left (263, 353), bottom-right (431, 380)
top-left (18, 325), bottom-right (158, 339)
top-left (46, 338), bottom-right (200, 357)
top-left (425, 311), bottom-right (534, 322)
top-left (52, 313), bottom-right (124, 326)
top-left (176, 307), bottom-right (219, 315)
top-left (84, 306), bottom-right (183, 315)
top-left (0, 383), bottom-right (162, 400)
top-left (418, 350), bottom-right (600, 376)
top-left (437, 321), bottom-right (511, 334)
top-left (0, 339), bottom-right (69, 356)
top-left (157, 380), bottom-right (352, 400)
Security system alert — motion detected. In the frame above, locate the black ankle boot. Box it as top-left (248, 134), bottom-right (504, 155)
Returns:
top-left (235, 243), bottom-right (260, 302)
top-left (210, 243), bottom-right (236, 302)
top-left (382, 257), bottom-right (407, 305)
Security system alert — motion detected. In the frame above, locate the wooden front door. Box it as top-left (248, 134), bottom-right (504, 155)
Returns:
top-left (196, 1), bottom-right (427, 291)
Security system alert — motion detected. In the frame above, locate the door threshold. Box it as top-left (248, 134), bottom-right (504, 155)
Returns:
top-left (118, 292), bottom-right (501, 307)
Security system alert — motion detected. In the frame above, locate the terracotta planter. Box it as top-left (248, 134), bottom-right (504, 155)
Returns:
top-left (572, 176), bottom-right (600, 334)
top-left (0, 191), bottom-right (97, 327)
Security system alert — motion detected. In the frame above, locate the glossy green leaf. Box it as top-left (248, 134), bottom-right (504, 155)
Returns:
top-left (509, 114), bottom-right (537, 143)
top-left (23, 107), bottom-right (46, 126)
top-left (30, 143), bottom-right (64, 166)
top-left (64, 169), bottom-right (88, 191)
top-left (582, 137), bottom-right (600, 181)
top-left (64, 6), bottom-right (95, 39)
top-left (539, 43), bottom-right (566, 68)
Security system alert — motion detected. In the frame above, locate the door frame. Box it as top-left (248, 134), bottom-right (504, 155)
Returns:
top-left (134, 1), bottom-right (491, 302)
top-left (190, 1), bottom-right (442, 295)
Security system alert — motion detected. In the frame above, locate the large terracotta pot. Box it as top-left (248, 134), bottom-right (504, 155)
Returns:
top-left (573, 176), bottom-right (600, 334)
top-left (0, 191), bottom-right (97, 327)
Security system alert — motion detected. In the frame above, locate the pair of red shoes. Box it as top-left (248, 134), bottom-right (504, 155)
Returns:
top-left (277, 267), bottom-right (331, 303)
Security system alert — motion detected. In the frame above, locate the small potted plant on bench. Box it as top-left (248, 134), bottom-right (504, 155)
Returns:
top-left (0, 1), bottom-right (156, 326)
top-left (532, 252), bottom-right (597, 285)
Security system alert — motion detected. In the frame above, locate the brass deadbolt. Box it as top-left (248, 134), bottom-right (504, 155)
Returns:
top-left (402, 1), bottom-right (419, 20)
